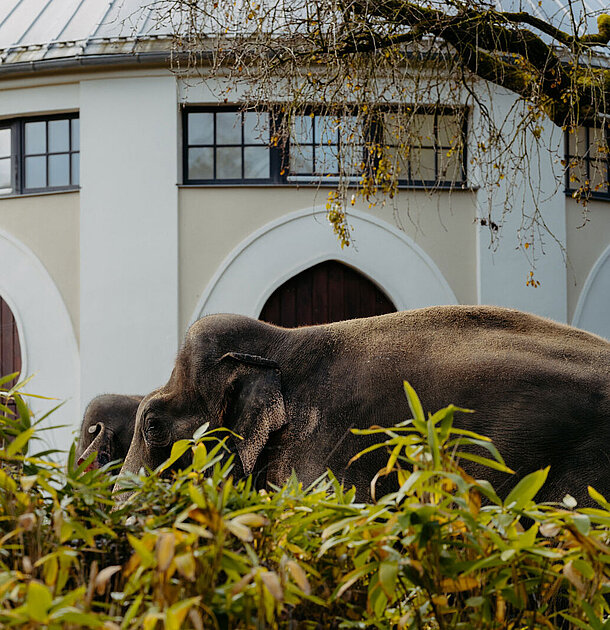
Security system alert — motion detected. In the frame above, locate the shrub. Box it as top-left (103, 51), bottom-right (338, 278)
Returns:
top-left (0, 375), bottom-right (608, 628)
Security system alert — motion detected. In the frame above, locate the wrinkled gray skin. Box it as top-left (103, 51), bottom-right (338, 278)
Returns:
top-left (116, 306), bottom-right (610, 504)
top-left (76, 394), bottom-right (142, 470)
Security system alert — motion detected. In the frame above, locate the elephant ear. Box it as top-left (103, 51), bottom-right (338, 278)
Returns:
top-left (218, 352), bottom-right (287, 476)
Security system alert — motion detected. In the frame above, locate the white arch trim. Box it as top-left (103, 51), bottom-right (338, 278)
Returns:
top-left (0, 229), bottom-right (80, 454)
top-left (191, 207), bottom-right (457, 325)
top-left (572, 244), bottom-right (610, 340)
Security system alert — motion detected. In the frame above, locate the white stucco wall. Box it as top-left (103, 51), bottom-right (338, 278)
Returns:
top-left (79, 74), bottom-right (179, 409)
top-left (471, 89), bottom-right (568, 323)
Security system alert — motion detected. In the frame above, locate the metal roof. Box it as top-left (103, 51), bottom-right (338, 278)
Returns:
top-left (0, 0), bottom-right (607, 72)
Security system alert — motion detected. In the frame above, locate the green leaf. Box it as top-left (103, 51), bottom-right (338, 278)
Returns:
top-left (166, 596), bottom-right (200, 630)
top-left (333, 562), bottom-right (376, 599)
top-left (427, 419), bottom-right (440, 469)
top-left (25, 581), bottom-right (52, 623)
top-left (456, 451), bottom-right (514, 474)
top-left (158, 439), bottom-right (192, 473)
top-left (403, 381), bottom-right (426, 431)
top-left (503, 467), bottom-right (549, 510)
top-left (6, 427), bottom-right (34, 457)
top-left (378, 561), bottom-right (398, 599)
top-left (588, 486), bottom-right (610, 509)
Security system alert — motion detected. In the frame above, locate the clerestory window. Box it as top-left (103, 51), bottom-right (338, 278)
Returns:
top-left (182, 107), bottom-right (467, 188)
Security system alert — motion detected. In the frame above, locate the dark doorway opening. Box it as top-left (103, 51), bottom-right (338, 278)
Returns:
top-left (0, 297), bottom-right (21, 413)
top-left (259, 260), bottom-right (396, 327)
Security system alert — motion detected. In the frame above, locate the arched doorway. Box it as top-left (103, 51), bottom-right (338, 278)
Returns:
top-left (0, 296), bottom-right (21, 411)
top-left (259, 260), bottom-right (396, 327)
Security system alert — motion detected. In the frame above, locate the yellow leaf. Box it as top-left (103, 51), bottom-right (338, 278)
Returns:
top-left (155, 532), bottom-right (175, 572)
top-left (231, 570), bottom-right (255, 596)
top-left (286, 560), bottom-right (311, 595)
top-left (260, 570), bottom-right (284, 601)
top-left (166, 597), bottom-right (200, 630)
top-left (225, 519), bottom-right (253, 542)
top-left (174, 553), bottom-right (196, 581)
top-left (94, 565), bottom-right (121, 595)
top-left (231, 513), bottom-right (269, 527)
top-left (440, 576), bottom-right (479, 592)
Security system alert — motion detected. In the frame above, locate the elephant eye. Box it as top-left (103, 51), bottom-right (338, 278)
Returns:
top-left (143, 417), bottom-right (170, 446)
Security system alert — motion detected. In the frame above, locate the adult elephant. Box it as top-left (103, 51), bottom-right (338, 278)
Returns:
top-left (76, 394), bottom-right (142, 470)
top-left (116, 307), bottom-right (610, 504)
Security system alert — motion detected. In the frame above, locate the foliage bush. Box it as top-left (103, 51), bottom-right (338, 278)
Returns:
top-left (0, 374), bottom-right (609, 629)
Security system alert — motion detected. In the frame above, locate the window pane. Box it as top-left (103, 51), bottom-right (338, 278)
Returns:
top-left (315, 116), bottom-right (338, 146)
top-left (25, 121), bottom-right (46, 155)
top-left (48, 153), bottom-right (70, 187)
top-left (243, 112), bottom-right (269, 144)
top-left (244, 147), bottom-right (270, 179)
top-left (437, 114), bottom-right (462, 147)
top-left (216, 147), bottom-right (242, 178)
top-left (438, 148), bottom-right (462, 183)
top-left (188, 113), bottom-right (213, 145)
top-left (590, 160), bottom-right (609, 194)
top-left (315, 145), bottom-right (339, 174)
top-left (383, 112), bottom-right (407, 145)
top-left (568, 159), bottom-right (586, 188)
top-left (568, 128), bottom-right (587, 156)
top-left (71, 118), bottom-right (80, 150)
top-left (0, 128), bottom-right (11, 157)
top-left (71, 153), bottom-right (80, 186)
top-left (385, 147), bottom-right (408, 179)
top-left (188, 147), bottom-right (213, 180)
top-left (25, 155), bottom-right (46, 188)
top-left (341, 144), bottom-right (365, 175)
top-left (410, 114), bottom-right (435, 147)
top-left (48, 119), bottom-right (70, 153)
top-left (290, 145), bottom-right (313, 174)
top-left (216, 112), bottom-right (241, 145)
top-left (411, 148), bottom-right (436, 181)
top-left (291, 116), bottom-right (313, 145)
top-left (590, 130), bottom-right (609, 159)
top-left (0, 157), bottom-right (12, 193)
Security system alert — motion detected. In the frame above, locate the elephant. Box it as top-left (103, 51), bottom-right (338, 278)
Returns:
top-left (116, 306), bottom-right (610, 505)
top-left (76, 394), bottom-right (142, 470)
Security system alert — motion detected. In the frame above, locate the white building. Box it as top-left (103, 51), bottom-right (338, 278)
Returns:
top-left (0, 0), bottom-right (608, 449)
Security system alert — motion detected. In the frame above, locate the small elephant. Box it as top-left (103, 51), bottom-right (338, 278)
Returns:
top-left (116, 307), bottom-right (610, 504)
top-left (76, 394), bottom-right (142, 470)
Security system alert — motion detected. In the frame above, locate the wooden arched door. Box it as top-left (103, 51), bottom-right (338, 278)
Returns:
top-left (0, 297), bottom-right (21, 408)
top-left (259, 260), bottom-right (396, 327)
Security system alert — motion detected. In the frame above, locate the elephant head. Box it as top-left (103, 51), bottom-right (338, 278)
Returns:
top-left (76, 394), bottom-right (142, 470)
top-left (116, 315), bottom-right (288, 491)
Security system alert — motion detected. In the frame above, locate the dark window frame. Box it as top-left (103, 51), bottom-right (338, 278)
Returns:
top-left (183, 107), bottom-right (284, 185)
top-left (0, 113), bottom-right (80, 197)
top-left (182, 105), bottom-right (469, 188)
top-left (564, 125), bottom-right (610, 201)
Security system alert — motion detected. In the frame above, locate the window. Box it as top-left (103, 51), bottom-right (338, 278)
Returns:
top-left (565, 126), bottom-right (609, 200)
top-left (184, 109), bottom-right (275, 183)
top-left (0, 114), bottom-right (79, 196)
top-left (183, 107), bottom-right (467, 187)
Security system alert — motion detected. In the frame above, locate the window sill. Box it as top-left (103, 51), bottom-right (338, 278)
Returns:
top-left (0, 188), bottom-right (80, 201)
top-left (178, 183), bottom-right (478, 192)
top-left (565, 189), bottom-right (610, 202)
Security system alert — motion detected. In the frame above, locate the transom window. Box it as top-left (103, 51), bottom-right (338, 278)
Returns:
top-left (0, 114), bottom-right (79, 196)
top-left (565, 126), bottom-right (609, 200)
top-left (183, 107), bottom-right (467, 187)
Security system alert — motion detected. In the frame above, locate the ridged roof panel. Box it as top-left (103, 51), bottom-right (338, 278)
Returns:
top-left (0, 0), bottom-right (607, 68)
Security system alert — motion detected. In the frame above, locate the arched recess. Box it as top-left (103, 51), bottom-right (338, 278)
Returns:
top-left (260, 260), bottom-right (396, 327)
top-left (572, 244), bottom-right (610, 339)
top-left (191, 207), bottom-right (457, 325)
top-left (0, 230), bottom-right (79, 454)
